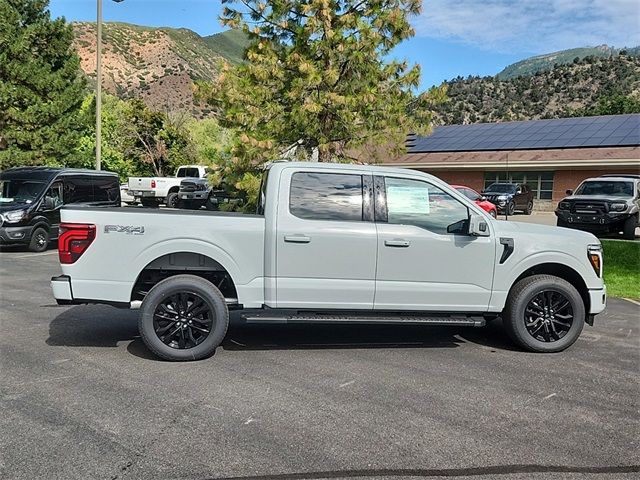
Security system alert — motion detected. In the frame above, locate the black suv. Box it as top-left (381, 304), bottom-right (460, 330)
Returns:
top-left (0, 167), bottom-right (120, 251)
top-left (555, 174), bottom-right (640, 240)
top-left (482, 183), bottom-right (534, 215)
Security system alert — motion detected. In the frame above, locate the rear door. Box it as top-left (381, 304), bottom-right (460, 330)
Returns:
top-left (275, 168), bottom-right (376, 309)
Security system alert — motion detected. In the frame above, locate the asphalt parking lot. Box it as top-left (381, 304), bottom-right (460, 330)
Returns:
top-left (1, 249), bottom-right (639, 480)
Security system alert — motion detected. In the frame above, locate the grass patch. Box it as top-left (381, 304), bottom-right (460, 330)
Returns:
top-left (602, 240), bottom-right (640, 299)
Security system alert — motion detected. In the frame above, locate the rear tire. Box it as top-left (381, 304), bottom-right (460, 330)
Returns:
top-left (29, 227), bottom-right (49, 252)
top-left (524, 200), bottom-right (534, 215)
top-left (622, 215), bottom-right (637, 240)
top-left (138, 275), bottom-right (229, 361)
top-left (502, 274), bottom-right (585, 353)
top-left (141, 198), bottom-right (159, 208)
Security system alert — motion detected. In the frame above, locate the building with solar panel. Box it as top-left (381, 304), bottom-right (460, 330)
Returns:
top-left (381, 114), bottom-right (640, 209)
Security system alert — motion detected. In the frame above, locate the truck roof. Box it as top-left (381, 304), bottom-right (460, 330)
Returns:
top-left (266, 161), bottom-right (438, 178)
top-left (0, 166), bottom-right (118, 181)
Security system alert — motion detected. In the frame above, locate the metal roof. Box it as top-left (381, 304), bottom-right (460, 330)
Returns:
top-left (407, 114), bottom-right (640, 153)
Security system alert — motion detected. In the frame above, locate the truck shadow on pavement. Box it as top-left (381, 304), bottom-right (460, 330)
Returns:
top-left (47, 306), bottom-right (518, 361)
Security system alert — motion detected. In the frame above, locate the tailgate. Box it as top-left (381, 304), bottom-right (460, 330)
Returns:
top-left (128, 177), bottom-right (154, 191)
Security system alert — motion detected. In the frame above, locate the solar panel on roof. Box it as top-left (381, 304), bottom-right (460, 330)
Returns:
top-left (407, 114), bottom-right (640, 152)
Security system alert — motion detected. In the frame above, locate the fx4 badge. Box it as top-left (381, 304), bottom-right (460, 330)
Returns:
top-left (104, 225), bottom-right (145, 235)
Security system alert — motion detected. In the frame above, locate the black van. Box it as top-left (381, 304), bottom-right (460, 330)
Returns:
top-left (0, 167), bottom-right (120, 252)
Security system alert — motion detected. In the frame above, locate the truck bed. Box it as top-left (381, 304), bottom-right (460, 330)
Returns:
top-left (57, 206), bottom-right (265, 306)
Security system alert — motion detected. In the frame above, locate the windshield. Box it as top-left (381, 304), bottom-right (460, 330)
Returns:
top-left (0, 179), bottom-right (47, 205)
top-left (484, 183), bottom-right (516, 194)
top-left (574, 181), bottom-right (634, 197)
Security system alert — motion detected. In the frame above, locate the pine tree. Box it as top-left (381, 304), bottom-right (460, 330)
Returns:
top-left (0, 0), bottom-right (86, 168)
top-left (202, 0), bottom-right (441, 165)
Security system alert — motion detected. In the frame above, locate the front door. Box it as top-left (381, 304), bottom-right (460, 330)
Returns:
top-left (275, 168), bottom-right (376, 309)
top-left (375, 175), bottom-right (496, 312)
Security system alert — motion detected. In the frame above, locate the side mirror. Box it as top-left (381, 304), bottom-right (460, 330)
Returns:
top-left (41, 196), bottom-right (56, 210)
top-left (566, 189), bottom-right (573, 195)
top-left (468, 214), bottom-right (490, 237)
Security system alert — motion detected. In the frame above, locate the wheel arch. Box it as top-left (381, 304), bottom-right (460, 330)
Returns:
top-left (511, 262), bottom-right (590, 314)
top-left (131, 251), bottom-right (239, 305)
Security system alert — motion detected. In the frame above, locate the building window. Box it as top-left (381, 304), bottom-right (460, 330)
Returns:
top-left (484, 171), bottom-right (554, 200)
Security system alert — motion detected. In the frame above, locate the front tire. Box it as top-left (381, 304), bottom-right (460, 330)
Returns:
top-left (29, 227), bottom-right (49, 252)
top-left (489, 209), bottom-right (497, 218)
top-left (165, 192), bottom-right (179, 209)
top-left (502, 275), bottom-right (585, 353)
top-left (622, 214), bottom-right (637, 240)
top-left (138, 275), bottom-right (229, 361)
top-left (507, 201), bottom-right (516, 216)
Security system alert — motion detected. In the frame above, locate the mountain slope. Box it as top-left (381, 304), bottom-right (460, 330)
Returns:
top-left (434, 54), bottom-right (640, 125)
top-left (497, 45), bottom-right (639, 79)
top-left (72, 22), bottom-right (248, 115)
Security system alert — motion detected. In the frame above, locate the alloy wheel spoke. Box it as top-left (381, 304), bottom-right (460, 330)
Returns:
top-left (153, 291), bottom-right (213, 349)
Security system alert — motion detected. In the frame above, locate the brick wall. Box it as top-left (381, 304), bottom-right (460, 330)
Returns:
top-left (422, 170), bottom-right (485, 193)
top-left (553, 168), bottom-right (640, 201)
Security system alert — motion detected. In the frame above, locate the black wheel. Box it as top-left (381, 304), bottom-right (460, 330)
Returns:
top-left (138, 275), bottom-right (229, 361)
top-left (507, 201), bottom-right (516, 216)
top-left (502, 275), bottom-right (585, 353)
top-left (28, 227), bottom-right (49, 252)
top-left (489, 209), bottom-right (497, 218)
top-left (622, 215), bottom-right (637, 240)
top-left (524, 201), bottom-right (534, 215)
top-left (165, 192), bottom-right (179, 208)
top-left (556, 218), bottom-right (568, 228)
top-left (141, 198), bottom-right (159, 208)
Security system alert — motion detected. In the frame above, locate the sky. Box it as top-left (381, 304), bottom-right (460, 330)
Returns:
top-left (49, 0), bottom-right (640, 90)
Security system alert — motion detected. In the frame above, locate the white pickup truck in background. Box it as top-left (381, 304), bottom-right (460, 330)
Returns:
top-left (128, 165), bottom-right (208, 208)
top-left (52, 162), bottom-right (606, 361)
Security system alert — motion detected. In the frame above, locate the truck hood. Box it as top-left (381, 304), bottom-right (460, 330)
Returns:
top-left (493, 219), bottom-right (599, 251)
top-left (561, 195), bottom-right (632, 203)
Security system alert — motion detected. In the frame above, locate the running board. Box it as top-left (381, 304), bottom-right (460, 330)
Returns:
top-left (243, 313), bottom-right (486, 327)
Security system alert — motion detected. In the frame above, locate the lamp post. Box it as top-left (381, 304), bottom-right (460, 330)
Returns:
top-left (96, 0), bottom-right (125, 170)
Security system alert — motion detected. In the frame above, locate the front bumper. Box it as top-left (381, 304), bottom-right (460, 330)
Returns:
top-left (179, 191), bottom-right (208, 200)
top-left (0, 225), bottom-right (34, 245)
top-left (556, 210), bottom-right (630, 230)
top-left (588, 286), bottom-right (607, 316)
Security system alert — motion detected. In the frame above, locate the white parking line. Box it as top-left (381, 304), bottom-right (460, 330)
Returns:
top-left (623, 298), bottom-right (640, 306)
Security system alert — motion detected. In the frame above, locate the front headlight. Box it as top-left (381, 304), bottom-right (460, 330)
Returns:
top-left (3, 210), bottom-right (26, 223)
top-left (558, 201), bottom-right (570, 210)
top-left (610, 203), bottom-right (627, 212)
top-left (588, 244), bottom-right (603, 278)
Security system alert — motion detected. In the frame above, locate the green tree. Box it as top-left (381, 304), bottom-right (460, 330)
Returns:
top-left (0, 0), bottom-right (86, 168)
top-left (199, 0), bottom-right (441, 209)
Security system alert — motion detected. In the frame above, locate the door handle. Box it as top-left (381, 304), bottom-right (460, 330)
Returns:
top-left (284, 235), bottom-right (311, 244)
top-left (384, 239), bottom-right (410, 248)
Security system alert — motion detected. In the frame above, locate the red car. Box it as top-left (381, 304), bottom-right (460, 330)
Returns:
top-left (451, 185), bottom-right (498, 217)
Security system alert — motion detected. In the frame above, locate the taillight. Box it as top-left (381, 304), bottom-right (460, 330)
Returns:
top-left (58, 223), bottom-right (96, 264)
top-left (151, 179), bottom-right (156, 188)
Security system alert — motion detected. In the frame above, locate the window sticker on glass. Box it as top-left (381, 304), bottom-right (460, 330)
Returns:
top-left (386, 184), bottom-right (430, 215)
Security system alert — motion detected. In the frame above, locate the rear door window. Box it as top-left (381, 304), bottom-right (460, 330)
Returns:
top-left (289, 172), bottom-right (363, 221)
top-left (93, 176), bottom-right (120, 203)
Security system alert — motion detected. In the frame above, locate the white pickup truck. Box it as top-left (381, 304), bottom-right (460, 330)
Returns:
top-left (128, 165), bottom-right (208, 208)
top-left (52, 162), bottom-right (606, 361)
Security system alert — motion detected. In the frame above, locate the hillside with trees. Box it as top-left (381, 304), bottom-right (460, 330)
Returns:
top-left (71, 22), bottom-right (249, 116)
top-left (434, 53), bottom-right (640, 125)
